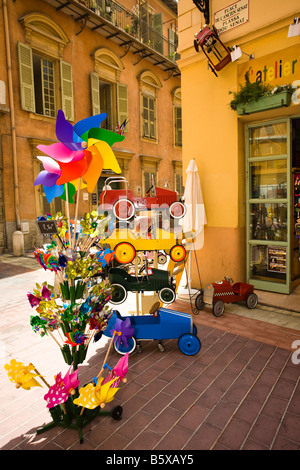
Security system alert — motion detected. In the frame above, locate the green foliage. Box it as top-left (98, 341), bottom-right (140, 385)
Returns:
top-left (229, 71), bottom-right (271, 110)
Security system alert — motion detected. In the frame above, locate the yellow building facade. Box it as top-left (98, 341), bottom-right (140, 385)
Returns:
top-left (178, 0), bottom-right (300, 294)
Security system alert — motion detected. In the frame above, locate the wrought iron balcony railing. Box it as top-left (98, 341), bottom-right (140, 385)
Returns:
top-left (78, 0), bottom-right (179, 63)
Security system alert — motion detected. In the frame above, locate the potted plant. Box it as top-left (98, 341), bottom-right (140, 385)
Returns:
top-left (229, 71), bottom-right (294, 115)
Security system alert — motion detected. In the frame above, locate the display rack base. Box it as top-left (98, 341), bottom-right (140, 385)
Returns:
top-left (36, 402), bottom-right (123, 444)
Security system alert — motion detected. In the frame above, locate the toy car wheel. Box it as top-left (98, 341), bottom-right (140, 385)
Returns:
top-left (246, 293), bottom-right (258, 309)
top-left (110, 284), bottom-right (127, 304)
top-left (113, 199), bottom-right (135, 221)
top-left (111, 405), bottom-right (123, 420)
top-left (114, 336), bottom-right (137, 355)
top-left (114, 242), bottom-right (136, 264)
top-left (158, 287), bottom-right (176, 304)
top-left (195, 290), bottom-right (205, 310)
top-left (213, 299), bottom-right (225, 317)
top-left (178, 333), bottom-right (201, 356)
top-left (170, 245), bottom-right (186, 262)
top-left (157, 252), bottom-right (167, 265)
top-left (169, 201), bottom-right (186, 219)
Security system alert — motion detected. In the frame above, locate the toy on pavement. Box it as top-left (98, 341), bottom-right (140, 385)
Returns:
top-left (104, 309), bottom-right (201, 356)
top-left (194, 276), bottom-right (258, 317)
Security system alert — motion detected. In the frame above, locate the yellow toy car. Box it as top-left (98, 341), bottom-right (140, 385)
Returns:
top-left (103, 226), bottom-right (187, 264)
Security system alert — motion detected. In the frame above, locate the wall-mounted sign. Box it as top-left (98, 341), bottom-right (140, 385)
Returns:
top-left (267, 246), bottom-right (286, 273)
top-left (214, 0), bottom-right (249, 34)
top-left (37, 219), bottom-right (58, 236)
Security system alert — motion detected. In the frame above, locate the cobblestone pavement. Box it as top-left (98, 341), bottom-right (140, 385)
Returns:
top-left (0, 253), bottom-right (299, 451)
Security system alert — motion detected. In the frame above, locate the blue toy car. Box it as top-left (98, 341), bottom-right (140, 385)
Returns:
top-left (103, 308), bottom-right (201, 356)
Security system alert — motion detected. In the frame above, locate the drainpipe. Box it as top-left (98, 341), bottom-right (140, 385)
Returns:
top-left (3, 0), bottom-right (24, 254)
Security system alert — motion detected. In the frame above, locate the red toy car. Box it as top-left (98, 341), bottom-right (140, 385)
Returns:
top-left (99, 177), bottom-right (186, 221)
top-left (194, 276), bottom-right (258, 317)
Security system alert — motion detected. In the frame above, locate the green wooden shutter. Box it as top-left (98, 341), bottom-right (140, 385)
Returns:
top-left (168, 28), bottom-right (176, 59)
top-left (90, 72), bottom-right (100, 115)
top-left (60, 60), bottom-right (74, 121)
top-left (18, 42), bottom-right (35, 112)
top-left (153, 13), bottom-right (163, 54)
top-left (117, 83), bottom-right (128, 131)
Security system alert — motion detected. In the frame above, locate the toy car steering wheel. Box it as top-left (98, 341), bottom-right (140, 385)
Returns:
top-left (224, 275), bottom-right (233, 283)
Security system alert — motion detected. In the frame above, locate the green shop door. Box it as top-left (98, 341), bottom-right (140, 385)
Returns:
top-left (246, 118), bottom-right (292, 294)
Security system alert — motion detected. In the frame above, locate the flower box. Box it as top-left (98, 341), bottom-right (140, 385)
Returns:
top-left (237, 90), bottom-right (293, 115)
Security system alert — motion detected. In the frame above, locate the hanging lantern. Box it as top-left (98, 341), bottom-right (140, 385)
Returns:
top-left (194, 25), bottom-right (232, 76)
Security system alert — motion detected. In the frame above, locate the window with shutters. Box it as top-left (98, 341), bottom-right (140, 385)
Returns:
top-left (138, 71), bottom-right (161, 142)
top-left (91, 48), bottom-right (128, 132)
top-left (143, 95), bottom-right (156, 139)
top-left (18, 13), bottom-right (72, 120)
top-left (172, 87), bottom-right (182, 148)
top-left (174, 106), bottom-right (182, 147)
top-left (33, 54), bottom-right (56, 117)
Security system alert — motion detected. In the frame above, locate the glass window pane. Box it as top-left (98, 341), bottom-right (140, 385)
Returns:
top-left (249, 122), bottom-right (287, 157)
top-left (250, 244), bottom-right (286, 283)
top-left (250, 203), bottom-right (287, 241)
top-left (250, 159), bottom-right (287, 199)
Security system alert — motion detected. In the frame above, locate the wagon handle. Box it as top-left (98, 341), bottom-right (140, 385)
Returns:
top-left (100, 177), bottom-right (129, 208)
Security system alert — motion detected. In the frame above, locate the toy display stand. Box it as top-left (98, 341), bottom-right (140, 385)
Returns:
top-left (36, 390), bottom-right (123, 443)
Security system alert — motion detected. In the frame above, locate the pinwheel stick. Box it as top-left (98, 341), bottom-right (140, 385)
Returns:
top-left (29, 364), bottom-right (51, 388)
top-left (72, 178), bottom-right (81, 250)
top-left (97, 331), bottom-right (121, 380)
top-left (48, 330), bottom-right (63, 350)
top-left (65, 184), bottom-right (71, 247)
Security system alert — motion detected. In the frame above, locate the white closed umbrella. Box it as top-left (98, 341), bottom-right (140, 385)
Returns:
top-left (179, 159), bottom-right (207, 293)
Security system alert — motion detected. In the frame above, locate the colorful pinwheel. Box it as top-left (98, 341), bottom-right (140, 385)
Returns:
top-left (4, 359), bottom-right (42, 390)
top-left (35, 109), bottom-right (124, 203)
top-left (44, 365), bottom-right (80, 408)
top-left (73, 377), bottom-right (119, 410)
top-left (110, 317), bottom-right (134, 349)
top-left (102, 353), bottom-right (129, 388)
top-left (65, 329), bottom-right (87, 347)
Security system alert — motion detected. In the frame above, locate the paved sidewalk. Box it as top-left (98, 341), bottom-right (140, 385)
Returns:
top-left (0, 254), bottom-right (300, 451)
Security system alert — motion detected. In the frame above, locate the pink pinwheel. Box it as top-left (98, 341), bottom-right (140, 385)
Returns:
top-left (44, 365), bottom-right (80, 408)
top-left (102, 353), bottom-right (129, 388)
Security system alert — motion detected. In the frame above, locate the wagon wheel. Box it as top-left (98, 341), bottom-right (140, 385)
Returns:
top-left (246, 293), bottom-right (258, 309)
top-left (114, 336), bottom-right (137, 355)
top-left (213, 299), bottom-right (225, 317)
top-left (157, 252), bottom-right (167, 265)
top-left (113, 198), bottom-right (135, 221)
top-left (169, 201), bottom-right (186, 219)
top-left (111, 405), bottom-right (123, 420)
top-left (114, 242), bottom-right (136, 264)
top-left (158, 287), bottom-right (175, 304)
top-left (195, 290), bottom-right (205, 311)
top-left (110, 284), bottom-right (127, 305)
top-left (178, 333), bottom-right (201, 356)
top-left (170, 245), bottom-right (186, 263)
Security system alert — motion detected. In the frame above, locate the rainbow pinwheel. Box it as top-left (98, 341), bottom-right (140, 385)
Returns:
top-left (34, 109), bottom-right (124, 202)
top-left (65, 329), bottom-right (87, 347)
top-left (44, 365), bottom-right (80, 408)
top-left (4, 359), bottom-right (42, 390)
top-left (74, 377), bottom-right (119, 410)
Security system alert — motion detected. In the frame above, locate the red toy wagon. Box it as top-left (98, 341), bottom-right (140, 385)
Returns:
top-left (99, 177), bottom-right (186, 221)
top-left (194, 276), bottom-right (258, 317)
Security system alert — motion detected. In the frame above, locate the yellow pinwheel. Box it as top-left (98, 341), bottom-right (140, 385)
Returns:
top-left (74, 377), bottom-right (119, 410)
top-left (4, 359), bottom-right (42, 390)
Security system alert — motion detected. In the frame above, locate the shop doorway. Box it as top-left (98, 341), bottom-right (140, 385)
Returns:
top-left (246, 117), bottom-right (300, 294)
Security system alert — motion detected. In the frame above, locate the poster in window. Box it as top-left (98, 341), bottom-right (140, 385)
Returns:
top-left (267, 246), bottom-right (286, 273)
